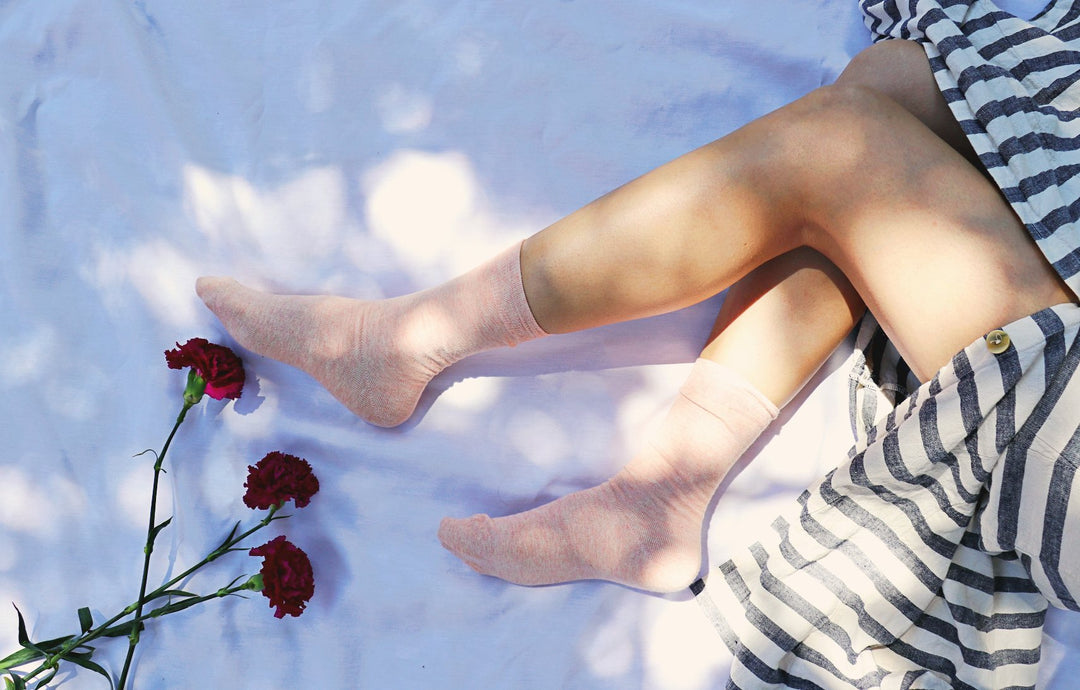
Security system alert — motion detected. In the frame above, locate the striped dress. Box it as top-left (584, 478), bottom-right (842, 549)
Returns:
top-left (692, 1), bottom-right (1080, 687)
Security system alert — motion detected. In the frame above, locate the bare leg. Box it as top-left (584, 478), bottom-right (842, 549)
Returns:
top-left (518, 40), bottom-right (982, 338)
top-left (701, 247), bottom-right (863, 406)
top-left (516, 84), bottom-right (1068, 382)
top-left (437, 43), bottom-right (1072, 591)
top-left (834, 39), bottom-right (982, 170)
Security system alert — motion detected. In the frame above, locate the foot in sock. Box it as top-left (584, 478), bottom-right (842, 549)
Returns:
top-left (196, 243), bottom-right (546, 427)
top-left (438, 359), bottom-right (778, 592)
top-left (195, 280), bottom-right (430, 426)
top-left (439, 459), bottom-right (715, 593)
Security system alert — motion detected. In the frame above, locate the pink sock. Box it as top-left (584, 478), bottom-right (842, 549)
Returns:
top-left (196, 242), bottom-right (546, 427)
top-left (438, 358), bottom-right (779, 593)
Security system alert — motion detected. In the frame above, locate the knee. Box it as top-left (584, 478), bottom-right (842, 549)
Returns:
top-left (801, 81), bottom-right (894, 120)
top-left (755, 41), bottom-right (935, 162)
top-left (836, 40), bottom-right (929, 93)
top-left (777, 83), bottom-right (896, 160)
top-left (834, 40), bottom-right (956, 133)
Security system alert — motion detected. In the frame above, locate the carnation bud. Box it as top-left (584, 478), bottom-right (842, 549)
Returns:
top-left (243, 573), bottom-right (265, 592)
top-left (182, 369), bottom-right (208, 406)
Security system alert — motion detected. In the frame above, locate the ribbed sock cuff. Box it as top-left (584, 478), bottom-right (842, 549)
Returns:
top-left (491, 240), bottom-right (548, 343)
top-left (680, 358), bottom-right (779, 422)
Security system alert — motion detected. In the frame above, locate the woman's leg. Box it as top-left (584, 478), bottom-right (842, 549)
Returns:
top-left (439, 248), bottom-right (864, 592)
top-left (699, 247), bottom-right (864, 407)
top-left (437, 43), bottom-right (1071, 591)
top-left (515, 82), bottom-right (1068, 382)
top-left (193, 43), bottom-right (1008, 426)
top-left (695, 39), bottom-right (968, 409)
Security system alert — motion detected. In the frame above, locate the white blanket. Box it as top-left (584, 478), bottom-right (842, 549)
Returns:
top-left (2, 0), bottom-right (1078, 687)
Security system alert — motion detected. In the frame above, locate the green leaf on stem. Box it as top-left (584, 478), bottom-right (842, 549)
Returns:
top-left (223, 575), bottom-right (246, 590)
top-left (13, 607), bottom-right (28, 649)
top-left (7, 672), bottom-right (26, 690)
top-left (101, 621), bottom-right (142, 639)
top-left (148, 517), bottom-right (173, 545)
top-left (76, 608), bottom-right (92, 635)
top-left (1, 634), bottom-right (77, 671)
top-left (148, 596), bottom-right (204, 618)
top-left (0, 647), bottom-right (41, 671)
top-left (12, 607), bottom-right (44, 659)
top-left (209, 521), bottom-right (242, 557)
top-left (30, 664), bottom-right (57, 689)
top-left (158, 590), bottom-right (197, 599)
top-left (65, 651), bottom-right (112, 689)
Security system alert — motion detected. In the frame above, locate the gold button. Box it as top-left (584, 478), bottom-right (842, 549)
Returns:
top-left (986, 329), bottom-right (1011, 354)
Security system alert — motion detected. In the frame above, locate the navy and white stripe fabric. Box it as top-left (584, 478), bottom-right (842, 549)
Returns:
top-left (697, 306), bottom-right (1080, 687)
top-left (693, 2), bottom-right (1080, 686)
top-left (865, 0), bottom-right (1080, 297)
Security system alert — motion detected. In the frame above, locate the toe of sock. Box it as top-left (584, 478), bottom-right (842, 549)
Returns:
top-left (438, 514), bottom-right (489, 551)
top-left (195, 276), bottom-right (241, 303)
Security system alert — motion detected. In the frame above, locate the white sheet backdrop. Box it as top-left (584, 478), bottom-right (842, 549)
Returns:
top-left (2, 0), bottom-right (1078, 687)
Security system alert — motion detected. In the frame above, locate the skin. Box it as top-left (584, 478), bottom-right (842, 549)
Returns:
top-left (702, 40), bottom-right (972, 406)
top-left (520, 40), bottom-right (1075, 405)
top-left (435, 39), bottom-right (1075, 593)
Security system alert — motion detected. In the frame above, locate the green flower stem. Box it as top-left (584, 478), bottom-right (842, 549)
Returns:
top-left (7, 604), bottom-right (140, 680)
top-left (117, 401), bottom-right (193, 690)
top-left (7, 577), bottom-right (257, 683)
top-left (143, 505), bottom-right (282, 601)
top-left (10, 402), bottom-right (197, 687)
top-left (8, 505), bottom-right (284, 685)
top-left (144, 581), bottom-right (254, 620)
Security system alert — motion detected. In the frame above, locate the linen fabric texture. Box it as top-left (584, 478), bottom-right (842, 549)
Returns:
top-left (693, 1), bottom-right (1080, 687)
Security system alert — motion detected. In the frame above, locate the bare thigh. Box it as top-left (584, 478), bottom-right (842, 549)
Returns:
top-left (746, 83), bottom-right (1075, 380)
top-left (520, 41), bottom-right (1074, 380)
top-left (836, 39), bottom-right (983, 170)
top-left (701, 39), bottom-right (1000, 402)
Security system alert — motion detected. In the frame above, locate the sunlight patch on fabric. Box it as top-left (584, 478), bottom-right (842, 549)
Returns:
top-left (183, 164), bottom-right (353, 280)
top-left (506, 408), bottom-right (572, 469)
top-left (580, 597), bottom-right (640, 678)
top-left (0, 466), bottom-right (74, 538)
top-left (362, 149), bottom-right (530, 279)
top-left (222, 383), bottom-right (279, 439)
top-left (0, 534), bottom-right (16, 572)
top-left (615, 371), bottom-right (674, 449)
top-left (644, 601), bottom-right (730, 689)
top-left (300, 44), bottom-right (337, 113)
top-left (82, 238), bottom-right (202, 329)
top-left (116, 465), bottom-right (158, 530)
top-left (439, 376), bottom-right (502, 413)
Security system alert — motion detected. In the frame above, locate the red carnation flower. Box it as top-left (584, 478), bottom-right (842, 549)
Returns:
top-left (249, 536), bottom-right (315, 618)
top-left (165, 338), bottom-right (245, 402)
top-left (243, 452), bottom-right (320, 510)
